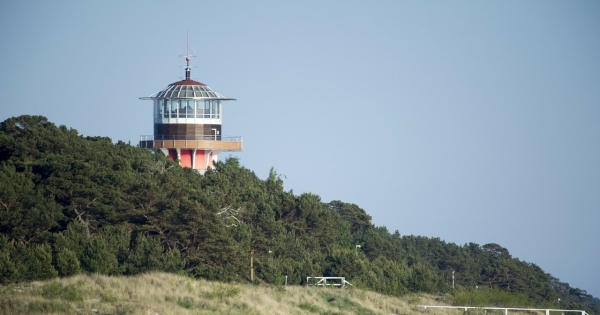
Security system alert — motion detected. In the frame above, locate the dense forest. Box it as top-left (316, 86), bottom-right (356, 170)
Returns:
top-left (0, 115), bottom-right (598, 314)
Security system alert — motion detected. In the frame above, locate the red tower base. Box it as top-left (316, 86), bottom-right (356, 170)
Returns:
top-left (163, 148), bottom-right (217, 173)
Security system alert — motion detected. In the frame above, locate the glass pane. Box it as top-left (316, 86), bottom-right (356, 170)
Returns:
top-left (195, 100), bottom-right (202, 118)
top-left (214, 100), bottom-right (219, 118)
top-left (180, 100), bottom-right (185, 119)
top-left (167, 100), bottom-right (175, 118)
top-left (186, 100), bottom-right (194, 118)
top-left (205, 100), bottom-right (210, 117)
top-left (157, 100), bottom-right (162, 120)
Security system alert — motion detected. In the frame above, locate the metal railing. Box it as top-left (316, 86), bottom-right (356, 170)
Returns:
top-left (419, 305), bottom-right (588, 315)
top-left (306, 277), bottom-right (353, 288)
top-left (139, 135), bottom-right (242, 142)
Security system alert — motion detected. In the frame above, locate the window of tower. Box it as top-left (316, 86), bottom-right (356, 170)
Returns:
top-left (212, 100), bottom-right (217, 118)
top-left (204, 100), bottom-right (210, 118)
top-left (162, 100), bottom-right (168, 118)
top-left (165, 100), bottom-right (174, 118)
top-left (153, 99), bottom-right (222, 123)
top-left (195, 100), bottom-right (202, 119)
top-left (154, 100), bottom-right (160, 121)
top-left (176, 100), bottom-right (184, 118)
top-left (154, 99), bottom-right (166, 121)
top-left (186, 100), bottom-right (194, 118)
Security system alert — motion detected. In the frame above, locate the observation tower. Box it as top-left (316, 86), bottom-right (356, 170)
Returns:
top-left (139, 51), bottom-right (242, 173)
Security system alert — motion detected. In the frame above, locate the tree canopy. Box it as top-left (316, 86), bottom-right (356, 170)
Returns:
top-left (0, 115), bottom-right (597, 314)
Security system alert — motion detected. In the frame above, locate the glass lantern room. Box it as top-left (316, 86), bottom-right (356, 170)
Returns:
top-left (141, 81), bottom-right (236, 125)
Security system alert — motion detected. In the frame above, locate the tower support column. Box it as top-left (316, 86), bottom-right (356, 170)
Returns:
top-left (192, 149), bottom-right (197, 169)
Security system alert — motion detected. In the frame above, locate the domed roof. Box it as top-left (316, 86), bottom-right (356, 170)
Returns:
top-left (140, 59), bottom-right (236, 101)
top-left (140, 80), bottom-right (236, 100)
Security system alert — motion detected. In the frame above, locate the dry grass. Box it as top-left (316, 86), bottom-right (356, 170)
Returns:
top-left (0, 272), bottom-right (468, 315)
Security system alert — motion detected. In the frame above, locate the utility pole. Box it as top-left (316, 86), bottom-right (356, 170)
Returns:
top-left (250, 248), bottom-right (255, 281)
top-left (452, 271), bottom-right (455, 289)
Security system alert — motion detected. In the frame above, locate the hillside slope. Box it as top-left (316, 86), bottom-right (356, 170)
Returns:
top-left (0, 272), bottom-right (444, 315)
top-left (0, 115), bottom-right (597, 314)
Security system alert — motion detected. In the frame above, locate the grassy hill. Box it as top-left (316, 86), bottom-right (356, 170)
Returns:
top-left (1, 272), bottom-right (449, 315)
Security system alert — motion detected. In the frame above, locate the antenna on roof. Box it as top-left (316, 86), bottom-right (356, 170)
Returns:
top-left (185, 30), bottom-right (191, 80)
top-left (180, 30), bottom-right (196, 80)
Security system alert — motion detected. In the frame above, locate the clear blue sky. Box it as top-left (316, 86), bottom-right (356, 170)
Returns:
top-left (1, 1), bottom-right (599, 297)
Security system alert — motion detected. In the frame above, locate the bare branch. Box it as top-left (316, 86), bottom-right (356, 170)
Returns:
top-left (217, 205), bottom-right (243, 228)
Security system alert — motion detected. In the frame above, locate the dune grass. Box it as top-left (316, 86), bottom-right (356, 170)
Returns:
top-left (0, 272), bottom-right (501, 315)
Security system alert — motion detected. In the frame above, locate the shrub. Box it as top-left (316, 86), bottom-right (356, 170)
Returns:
top-left (55, 248), bottom-right (80, 276)
top-left (0, 250), bottom-right (19, 284)
top-left (81, 236), bottom-right (118, 274)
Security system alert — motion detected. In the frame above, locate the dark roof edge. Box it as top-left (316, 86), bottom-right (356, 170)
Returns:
top-left (169, 79), bottom-right (207, 86)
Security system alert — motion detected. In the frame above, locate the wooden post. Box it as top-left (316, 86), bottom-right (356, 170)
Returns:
top-left (250, 248), bottom-right (254, 281)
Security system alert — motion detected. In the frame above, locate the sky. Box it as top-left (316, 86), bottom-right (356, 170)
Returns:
top-left (1, 1), bottom-right (599, 298)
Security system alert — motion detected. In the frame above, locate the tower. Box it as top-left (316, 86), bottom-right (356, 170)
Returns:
top-left (139, 49), bottom-right (242, 173)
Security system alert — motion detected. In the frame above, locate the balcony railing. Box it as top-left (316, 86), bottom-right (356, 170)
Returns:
top-left (140, 135), bottom-right (242, 142)
top-left (139, 135), bottom-right (243, 151)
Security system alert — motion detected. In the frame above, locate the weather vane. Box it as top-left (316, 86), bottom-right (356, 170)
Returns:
top-left (180, 30), bottom-right (196, 80)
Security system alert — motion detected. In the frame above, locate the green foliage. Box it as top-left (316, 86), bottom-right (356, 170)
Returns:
top-left (329, 201), bottom-right (372, 234)
top-left (0, 251), bottom-right (19, 284)
top-left (11, 243), bottom-right (58, 281)
top-left (81, 235), bottom-right (118, 274)
top-left (0, 115), bottom-right (596, 315)
top-left (55, 248), bottom-right (80, 276)
top-left (0, 236), bottom-right (19, 284)
top-left (126, 233), bottom-right (164, 273)
top-left (407, 262), bottom-right (439, 293)
top-left (192, 263), bottom-right (240, 282)
top-left (101, 225), bottom-right (132, 273)
top-left (54, 223), bottom-right (90, 261)
top-left (160, 249), bottom-right (185, 273)
top-left (125, 233), bottom-right (185, 274)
